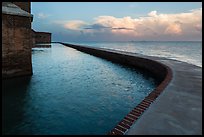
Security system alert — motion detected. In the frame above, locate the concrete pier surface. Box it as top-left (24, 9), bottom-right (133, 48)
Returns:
top-left (126, 55), bottom-right (202, 135)
top-left (60, 43), bottom-right (202, 135)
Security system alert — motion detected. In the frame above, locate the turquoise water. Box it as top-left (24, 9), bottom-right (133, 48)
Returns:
top-left (2, 44), bottom-right (157, 135)
top-left (70, 41), bottom-right (202, 67)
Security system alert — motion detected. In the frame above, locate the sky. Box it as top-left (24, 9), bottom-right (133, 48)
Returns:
top-left (31, 2), bottom-right (202, 42)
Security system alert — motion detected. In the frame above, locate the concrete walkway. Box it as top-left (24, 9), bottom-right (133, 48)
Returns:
top-left (126, 55), bottom-right (202, 135)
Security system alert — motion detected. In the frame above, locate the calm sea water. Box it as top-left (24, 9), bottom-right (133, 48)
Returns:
top-left (70, 41), bottom-right (202, 67)
top-left (3, 44), bottom-right (157, 135)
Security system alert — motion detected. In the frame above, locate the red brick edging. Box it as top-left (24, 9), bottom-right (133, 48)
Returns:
top-left (108, 64), bottom-right (173, 135)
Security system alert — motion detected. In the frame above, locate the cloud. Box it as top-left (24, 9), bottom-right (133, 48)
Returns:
top-left (64, 20), bottom-right (87, 30)
top-left (148, 10), bottom-right (157, 17)
top-left (37, 13), bottom-right (50, 19)
top-left (165, 23), bottom-right (182, 35)
top-left (112, 27), bottom-right (135, 30)
top-left (55, 7), bottom-right (202, 41)
top-left (93, 16), bottom-right (140, 36)
top-left (84, 23), bottom-right (135, 31)
top-left (84, 24), bottom-right (111, 30)
top-left (194, 24), bottom-right (202, 32)
top-left (95, 16), bottom-right (136, 29)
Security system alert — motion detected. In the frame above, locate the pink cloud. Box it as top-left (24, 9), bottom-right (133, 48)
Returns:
top-left (195, 24), bottom-right (202, 32)
top-left (56, 8), bottom-right (202, 41)
top-left (64, 20), bottom-right (87, 30)
top-left (93, 8), bottom-right (201, 38)
top-left (165, 23), bottom-right (182, 35)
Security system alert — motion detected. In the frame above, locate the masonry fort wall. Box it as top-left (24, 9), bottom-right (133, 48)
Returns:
top-left (2, 2), bottom-right (52, 79)
top-left (2, 3), bottom-right (33, 79)
top-left (12, 2), bottom-right (30, 13)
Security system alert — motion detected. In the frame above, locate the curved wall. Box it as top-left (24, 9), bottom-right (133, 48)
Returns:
top-left (60, 42), bottom-right (172, 135)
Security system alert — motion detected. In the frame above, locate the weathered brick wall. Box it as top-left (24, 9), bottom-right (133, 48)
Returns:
top-left (12, 2), bottom-right (31, 13)
top-left (31, 29), bottom-right (36, 48)
top-left (2, 14), bottom-right (33, 79)
top-left (35, 32), bottom-right (51, 44)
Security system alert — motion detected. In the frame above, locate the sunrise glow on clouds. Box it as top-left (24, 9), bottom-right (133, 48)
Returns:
top-left (31, 2), bottom-right (202, 41)
top-left (58, 8), bottom-right (202, 39)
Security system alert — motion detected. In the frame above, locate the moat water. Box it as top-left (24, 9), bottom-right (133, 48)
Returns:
top-left (2, 43), bottom-right (157, 135)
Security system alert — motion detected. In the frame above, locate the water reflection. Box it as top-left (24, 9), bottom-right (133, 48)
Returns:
top-left (2, 76), bottom-right (31, 134)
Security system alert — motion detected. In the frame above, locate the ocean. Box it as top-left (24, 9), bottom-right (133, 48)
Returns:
top-left (70, 41), bottom-right (202, 68)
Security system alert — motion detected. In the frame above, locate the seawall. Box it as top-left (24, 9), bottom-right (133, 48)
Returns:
top-left (60, 42), bottom-right (170, 83)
